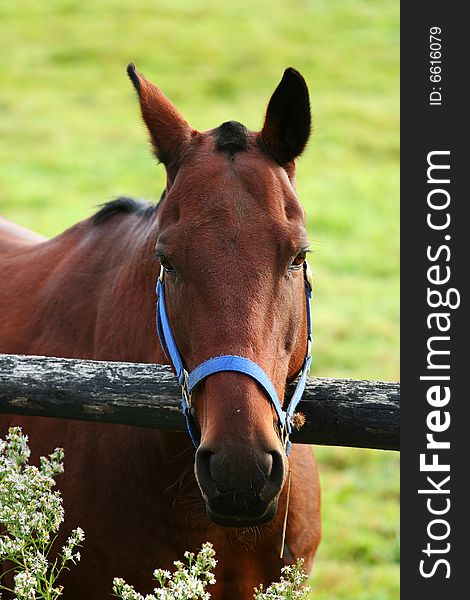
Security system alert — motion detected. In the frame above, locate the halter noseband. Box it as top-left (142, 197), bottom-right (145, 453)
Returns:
top-left (155, 262), bottom-right (313, 455)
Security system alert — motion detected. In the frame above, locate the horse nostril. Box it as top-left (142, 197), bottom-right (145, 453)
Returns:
top-left (195, 447), bottom-right (217, 496)
top-left (268, 450), bottom-right (285, 492)
top-left (210, 457), bottom-right (230, 494)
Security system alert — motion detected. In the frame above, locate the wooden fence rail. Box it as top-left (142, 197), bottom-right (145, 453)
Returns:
top-left (0, 353), bottom-right (399, 451)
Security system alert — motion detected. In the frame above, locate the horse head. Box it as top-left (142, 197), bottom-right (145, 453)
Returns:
top-left (128, 65), bottom-right (312, 527)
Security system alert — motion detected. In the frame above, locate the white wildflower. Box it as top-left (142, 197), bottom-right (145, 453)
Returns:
top-left (254, 558), bottom-right (311, 599)
top-left (113, 543), bottom-right (217, 600)
top-left (0, 427), bottom-right (84, 599)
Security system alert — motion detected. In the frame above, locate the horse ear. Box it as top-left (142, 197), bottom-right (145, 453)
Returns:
top-left (259, 68), bottom-right (311, 165)
top-left (127, 64), bottom-right (195, 170)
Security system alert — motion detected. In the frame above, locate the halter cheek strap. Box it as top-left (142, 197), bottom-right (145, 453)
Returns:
top-left (156, 262), bottom-right (313, 455)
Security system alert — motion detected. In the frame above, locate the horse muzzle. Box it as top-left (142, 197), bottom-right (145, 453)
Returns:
top-left (195, 446), bottom-right (285, 527)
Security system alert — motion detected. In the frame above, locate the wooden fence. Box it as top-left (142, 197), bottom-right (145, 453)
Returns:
top-left (0, 353), bottom-right (399, 451)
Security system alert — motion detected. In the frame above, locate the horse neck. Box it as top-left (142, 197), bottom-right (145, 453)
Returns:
top-left (24, 213), bottom-right (164, 365)
top-left (81, 215), bottom-right (162, 364)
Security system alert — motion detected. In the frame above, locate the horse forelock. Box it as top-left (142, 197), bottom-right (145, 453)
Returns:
top-left (215, 120), bottom-right (249, 154)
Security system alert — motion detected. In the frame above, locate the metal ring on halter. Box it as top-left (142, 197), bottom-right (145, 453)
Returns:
top-left (281, 421), bottom-right (290, 451)
top-left (181, 369), bottom-right (192, 409)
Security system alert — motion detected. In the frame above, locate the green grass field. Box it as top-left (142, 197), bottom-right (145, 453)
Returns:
top-left (0, 1), bottom-right (399, 598)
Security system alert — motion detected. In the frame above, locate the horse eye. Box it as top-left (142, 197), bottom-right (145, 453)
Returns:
top-left (290, 250), bottom-right (307, 269)
top-left (158, 254), bottom-right (175, 274)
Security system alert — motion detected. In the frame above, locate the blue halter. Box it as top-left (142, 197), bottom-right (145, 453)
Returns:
top-left (156, 262), bottom-right (313, 455)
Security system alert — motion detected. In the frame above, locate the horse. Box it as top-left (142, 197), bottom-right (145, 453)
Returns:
top-left (0, 66), bottom-right (321, 599)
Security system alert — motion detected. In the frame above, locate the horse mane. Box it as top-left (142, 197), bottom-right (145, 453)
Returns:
top-left (91, 194), bottom-right (164, 225)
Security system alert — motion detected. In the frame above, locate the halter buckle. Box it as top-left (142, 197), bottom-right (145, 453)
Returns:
top-left (158, 265), bottom-right (165, 282)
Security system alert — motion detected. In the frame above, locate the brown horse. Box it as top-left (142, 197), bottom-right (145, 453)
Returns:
top-left (0, 66), bottom-right (321, 599)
